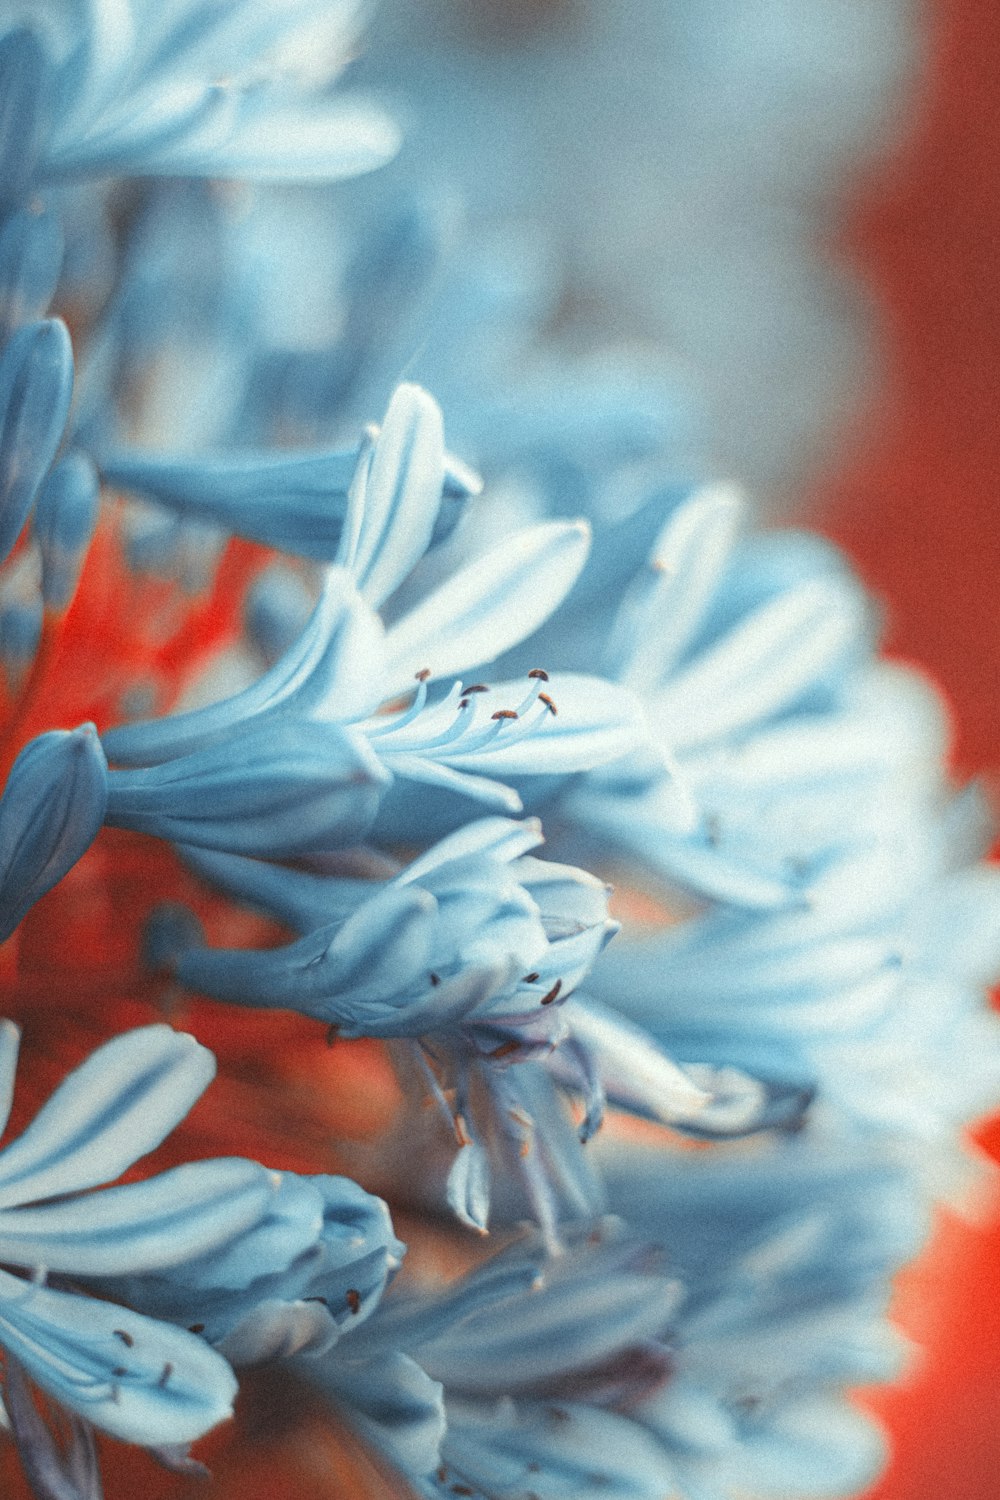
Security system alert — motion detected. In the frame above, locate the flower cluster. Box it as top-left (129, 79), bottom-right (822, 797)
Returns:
top-left (0, 4), bottom-right (995, 1500)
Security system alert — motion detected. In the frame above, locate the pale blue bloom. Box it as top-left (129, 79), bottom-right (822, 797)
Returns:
top-left (548, 484), bottom-right (916, 910)
top-left (158, 818), bottom-right (708, 1240)
top-left (94, 1172), bottom-right (406, 1368)
top-left (99, 387), bottom-right (648, 841)
top-left (0, 8), bottom-right (996, 1500)
top-left (309, 1137), bottom-right (920, 1500)
top-left (0, 1), bottom-right (398, 189)
top-left (164, 814), bottom-right (801, 1242)
top-left (595, 1139), bottom-right (921, 1500)
top-left (0, 1020), bottom-right (407, 1493)
top-left (0, 1024), bottom-right (258, 1455)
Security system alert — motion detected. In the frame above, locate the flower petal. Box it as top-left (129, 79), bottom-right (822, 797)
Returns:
top-left (604, 483), bottom-right (743, 687)
top-left (0, 724), bottom-right (108, 944)
top-left (105, 718), bottom-right (389, 858)
top-left (0, 1158), bottom-right (278, 1276)
top-left (659, 576), bottom-right (868, 752)
top-left (0, 319), bottom-right (74, 564)
top-left (0, 206), bottom-right (63, 342)
top-left (382, 521), bottom-right (591, 695)
top-left (0, 1027), bottom-right (215, 1209)
top-left (102, 568), bottom-right (386, 766)
top-left (338, 385), bottom-right (449, 607)
top-left (98, 437), bottom-right (473, 561)
top-left (0, 1270), bottom-right (237, 1447)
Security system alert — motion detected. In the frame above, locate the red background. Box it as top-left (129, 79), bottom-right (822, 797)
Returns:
top-left (819, 3), bottom-right (1000, 1494)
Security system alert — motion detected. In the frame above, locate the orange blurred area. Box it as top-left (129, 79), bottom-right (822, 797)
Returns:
top-left (816, 3), bottom-right (1000, 1495)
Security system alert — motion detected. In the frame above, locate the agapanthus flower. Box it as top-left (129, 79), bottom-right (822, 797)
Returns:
top-left (0, 5), bottom-right (995, 1500)
top-left (151, 815), bottom-right (726, 1242)
top-left (0, 1022), bottom-right (403, 1496)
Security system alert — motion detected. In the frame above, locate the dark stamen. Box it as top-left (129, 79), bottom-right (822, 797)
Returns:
top-left (158, 1363), bottom-right (173, 1388)
top-left (538, 693), bottom-right (557, 715)
top-left (491, 709), bottom-right (518, 721)
top-left (523, 972), bottom-right (540, 983)
top-left (540, 979), bottom-right (562, 1006)
top-left (113, 1330), bottom-right (134, 1347)
top-left (465, 684), bottom-right (489, 693)
top-left (346, 1289), bottom-right (361, 1315)
top-left (415, 668), bottom-right (431, 681)
top-left (528, 668), bottom-right (549, 681)
top-left (112, 1366), bottom-right (128, 1378)
top-left (188, 1323), bottom-right (205, 1334)
top-left (490, 1039), bottom-right (521, 1060)
top-left (430, 972), bottom-right (441, 986)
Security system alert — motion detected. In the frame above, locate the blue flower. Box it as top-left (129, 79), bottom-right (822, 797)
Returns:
top-left (552, 484), bottom-right (902, 910)
top-left (304, 1135), bottom-right (921, 1500)
top-left (0, 1024), bottom-right (256, 1458)
top-left (165, 818), bottom-right (761, 1244)
top-left (98, 388), bottom-right (649, 844)
top-left (596, 1137), bottom-right (925, 1500)
top-left (98, 394), bottom-right (479, 563)
top-left (94, 1172), bottom-right (406, 1369)
top-left (0, 2), bottom-right (399, 190)
top-left (0, 1020), bottom-right (407, 1494)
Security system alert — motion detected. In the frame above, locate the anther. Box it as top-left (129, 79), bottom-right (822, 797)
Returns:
top-left (459, 698), bottom-right (470, 709)
top-left (346, 1289), bottom-right (361, 1315)
top-left (538, 693), bottom-right (557, 715)
top-left (523, 972), bottom-right (540, 983)
top-left (113, 1330), bottom-right (134, 1347)
top-left (415, 668), bottom-right (431, 681)
top-left (430, 972), bottom-right (441, 987)
top-left (158, 1363), bottom-right (173, 1388)
top-left (540, 979), bottom-right (562, 1006)
top-left (112, 1366), bottom-right (128, 1378)
top-left (489, 1039), bottom-right (520, 1060)
top-left (464, 684), bottom-right (489, 694)
top-left (454, 1113), bottom-right (472, 1147)
top-left (527, 668), bottom-right (549, 681)
top-left (188, 1323), bottom-right (205, 1334)
top-left (491, 709), bottom-right (518, 721)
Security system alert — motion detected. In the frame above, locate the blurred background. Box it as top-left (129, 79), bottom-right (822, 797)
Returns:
top-left (359, 2), bottom-right (1000, 1495)
top-left (819, 5), bottom-right (1000, 1492)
